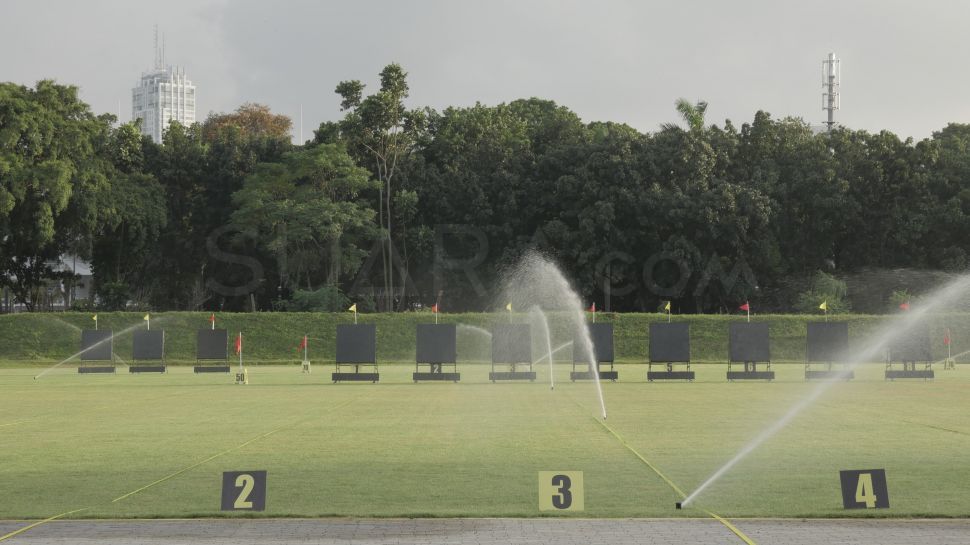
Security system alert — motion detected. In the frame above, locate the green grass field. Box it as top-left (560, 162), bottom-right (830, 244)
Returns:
top-left (2, 362), bottom-right (968, 520)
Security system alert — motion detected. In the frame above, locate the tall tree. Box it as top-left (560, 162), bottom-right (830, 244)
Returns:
top-left (662, 98), bottom-right (709, 132)
top-left (89, 121), bottom-right (167, 309)
top-left (330, 64), bottom-right (427, 310)
top-left (231, 144), bottom-right (378, 292)
top-left (202, 103), bottom-right (293, 143)
top-left (0, 81), bottom-right (115, 309)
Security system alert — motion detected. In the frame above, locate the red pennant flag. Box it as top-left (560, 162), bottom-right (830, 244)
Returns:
top-left (299, 335), bottom-right (307, 350)
top-left (235, 333), bottom-right (242, 355)
top-left (944, 328), bottom-right (951, 346)
top-left (899, 302), bottom-right (910, 311)
top-left (431, 303), bottom-right (438, 313)
top-left (209, 313), bottom-right (216, 324)
top-left (739, 302), bottom-right (750, 312)
top-left (589, 302), bottom-right (596, 313)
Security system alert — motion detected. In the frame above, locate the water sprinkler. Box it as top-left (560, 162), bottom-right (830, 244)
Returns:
top-left (675, 502), bottom-right (682, 509)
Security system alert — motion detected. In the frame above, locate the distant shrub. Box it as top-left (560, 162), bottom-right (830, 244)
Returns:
top-left (70, 298), bottom-right (95, 312)
top-left (96, 281), bottom-right (130, 311)
top-left (282, 285), bottom-right (350, 312)
top-left (889, 289), bottom-right (912, 311)
top-left (794, 271), bottom-right (850, 314)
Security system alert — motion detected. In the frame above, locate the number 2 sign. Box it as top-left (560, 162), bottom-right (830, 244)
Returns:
top-left (221, 470), bottom-right (267, 511)
top-left (538, 471), bottom-right (584, 511)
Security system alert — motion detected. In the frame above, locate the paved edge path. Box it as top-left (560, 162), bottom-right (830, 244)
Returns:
top-left (2, 518), bottom-right (970, 545)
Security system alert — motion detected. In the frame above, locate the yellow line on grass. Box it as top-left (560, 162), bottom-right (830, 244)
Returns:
top-left (574, 399), bottom-right (757, 545)
top-left (594, 416), bottom-right (688, 497)
top-left (112, 396), bottom-right (359, 503)
top-left (0, 419), bottom-right (34, 428)
top-left (0, 508), bottom-right (89, 542)
top-left (1, 395), bottom-right (360, 542)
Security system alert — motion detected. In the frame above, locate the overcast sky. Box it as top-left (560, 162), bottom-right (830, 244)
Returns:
top-left (3, 0), bottom-right (969, 142)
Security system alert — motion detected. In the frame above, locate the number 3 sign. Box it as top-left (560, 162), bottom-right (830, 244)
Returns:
top-left (221, 470), bottom-right (267, 511)
top-left (538, 471), bottom-right (584, 511)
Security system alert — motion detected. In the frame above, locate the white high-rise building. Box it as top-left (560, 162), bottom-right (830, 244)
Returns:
top-left (131, 29), bottom-right (196, 143)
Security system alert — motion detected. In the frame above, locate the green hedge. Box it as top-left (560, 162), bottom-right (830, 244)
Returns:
top-left (0, 311), bottom-right (961, 363)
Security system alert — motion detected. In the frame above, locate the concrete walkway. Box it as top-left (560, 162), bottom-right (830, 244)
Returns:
top-left (1, 518), bottom-right (969, 544)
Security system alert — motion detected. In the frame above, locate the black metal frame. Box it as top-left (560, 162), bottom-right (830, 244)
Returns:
top-left (195, 330), bottom-right (230, 374)
top-left (131, 330), bottom-right (166, 374)
top-left (571, 361), bottom-right (618, 381)
top-left (885, 328), bottom-right (933, 380)
top-left (78, 329), bottom-right (115, 374)
top-left (489, 325), bottom-right (534, 382)
top-left (727, 360), bottom-right (775, 381)
top-left (332, 361), bottom-right (380, 383)
top-left (885, 358), bottom-right (934, 380)
top-left (413, 361), bottom-right (460, 382)
top-left (489, 360), bottom-right (536, 382)
top-left (647, 360), bottom-right (694, 381)
top-left (804, 322), bottom-right (852, 380)
top-left (804, 360), bottom-right (854, 380)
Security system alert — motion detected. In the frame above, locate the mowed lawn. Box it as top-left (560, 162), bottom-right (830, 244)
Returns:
top-left (1, 363), bottom-right (968, 519)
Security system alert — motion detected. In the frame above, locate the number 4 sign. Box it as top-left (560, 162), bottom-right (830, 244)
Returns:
top-left (839, 469), bottom-right (889, 509)
top-left (221, 470), bottom-right (267, 511)
top-left (538, 471), bottom-right (584, 511)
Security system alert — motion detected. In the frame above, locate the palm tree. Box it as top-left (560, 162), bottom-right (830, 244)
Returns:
top-left (661, 98), bottom-right (708, 132)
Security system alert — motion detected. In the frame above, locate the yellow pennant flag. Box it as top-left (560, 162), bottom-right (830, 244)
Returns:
top-left (664, 301), bottom-right (671, 312)
top-left (505, 302), bottom-right (512, 312)
top-left (348, 303), bottom-right (357, 312)
top-left (819, 301), bottom-right (828, 311)
top-left (92, 314), bottom-right (98, 321)
top-left (143, 314), bottom-right (150, 321)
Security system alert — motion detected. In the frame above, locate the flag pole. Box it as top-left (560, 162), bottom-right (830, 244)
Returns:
top-left (592, 303), bottom-right (596, 324)
top-left (354, 308), bottom-right (358, 325)
top-left (238, 332), bottom-right (243, 370)
top-left (667, 302), bottom-right (671, 323)
top-left (746, 301), bottom-right (750, 323)
top-left (304, 333), bottom-right (308, 362)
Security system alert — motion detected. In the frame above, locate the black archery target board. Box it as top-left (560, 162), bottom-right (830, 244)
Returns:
top-left (132, 330), bottom-right (165, 360)
top-left (80, 330), bottom-right (113, 361)
top-left (806, 322), bottom-right (849, 362)
top-left (573, 323), bottom-right (614, 363)
top-left (889, 326), bottom-right (931, 362)
top-left (336, 324), bottom-right (377, 363)
top-left (728, 322), bottom-right (771, 362)
top-left (649, 323), bottom-right (691, 363)
top-left (197, 329), bottom-right (229, 360)
top-left (416, 324), bottom-right (457, 364)
top-left (492, 324), bottom-right (532, 364)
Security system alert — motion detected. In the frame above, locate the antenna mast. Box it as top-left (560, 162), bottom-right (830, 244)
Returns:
top-left (153, 25), bottom-right (159, 69)
top-left (822, 52), bottom-right (840, 131)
